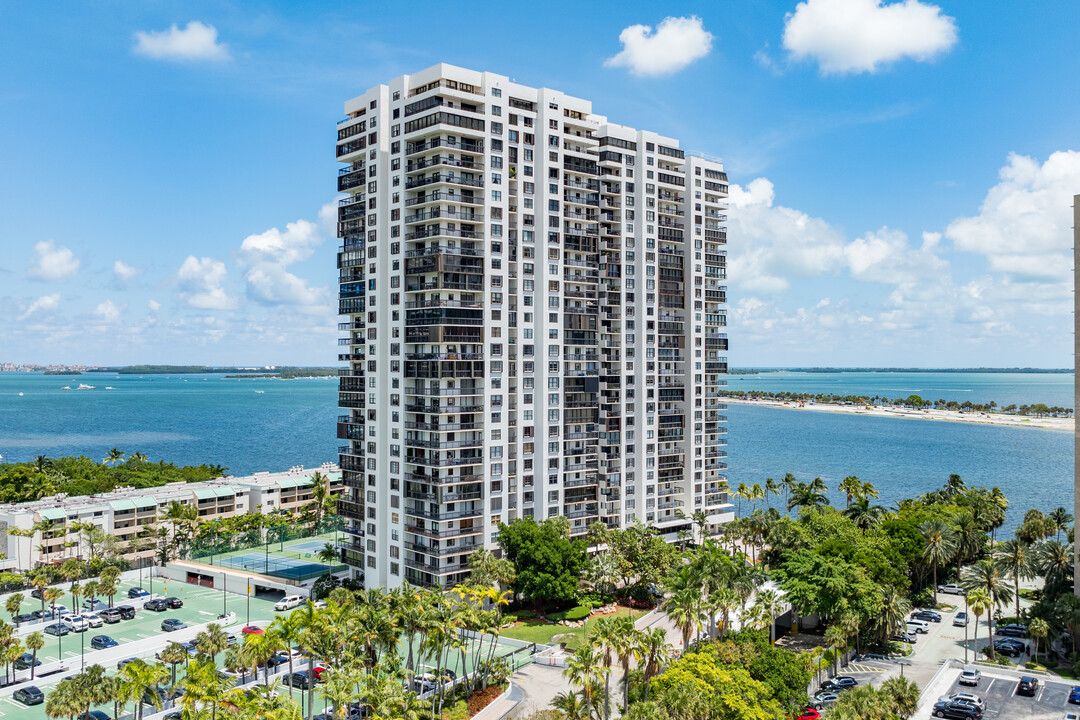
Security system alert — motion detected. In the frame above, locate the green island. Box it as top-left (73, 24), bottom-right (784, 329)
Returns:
top-left (0, 452), bottom-right (226, 504)
top-left (1, 457), bottom-right (1074, 720)
top-left (719, 389), bottom-right (1074, 417)
top-left (41, 370), bottom-right (82, 376)
top-left (224, 368), bottom-right (338, 379)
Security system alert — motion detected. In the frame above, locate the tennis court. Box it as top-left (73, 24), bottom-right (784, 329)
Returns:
top-left (290, 540), bottom-right (337, 554)
top-left (210, 551), bottom-right (346, 581)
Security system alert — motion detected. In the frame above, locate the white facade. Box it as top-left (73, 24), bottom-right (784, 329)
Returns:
top-left (336, 64), bottom-right (732, 590)
top-left (0, 465), bottom-right (341, 570)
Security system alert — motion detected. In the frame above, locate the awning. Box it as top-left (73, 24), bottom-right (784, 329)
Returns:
top-left (38, 508), bottom-right (66, 521)
top-left (134, 497), bottom-right (158, 510)
top-left (194, 488), bottom-right (219, 500)
top-left (110, 499), bottom-right (137, 512)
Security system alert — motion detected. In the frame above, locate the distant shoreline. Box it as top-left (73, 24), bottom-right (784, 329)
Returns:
top-left (726, 397), bottom-right (1074, 431)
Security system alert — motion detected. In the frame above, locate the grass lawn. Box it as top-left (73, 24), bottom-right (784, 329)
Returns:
top-left (501, 606), bottom-right (649, 650)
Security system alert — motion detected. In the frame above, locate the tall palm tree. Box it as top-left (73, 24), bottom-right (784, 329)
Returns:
top-left (103, 448), bottom-right (125, 466)
top-left (1035, 539), bottom-right (1072, 587)
top-left (843, 498), bottom-right (885, 529)
top-left (159, 642), bottom-right (188, 687)
top-left (735, 483), bottom-right (749, 516)
top-left (121, 659), bottom-right (168, 720)
top-left (194, 622), bottom-right (230, 661)
top-left (967, 589), bottom-right (991, 660)
top-left (238, 631), bottom-right (278, 687)
top-left (608, 615), bottom-right (638, 710)
top-left (838, 476), bottom-right (863, 508)
top-left (663, 588), bottom-right (703, 651)
top-left (1048, 507), bottom-right (1073, 542)
top-left (781, 473), bottom-right (799, 511)
top-left (6, 593), bottom-right (24, 628)
top-left (749, 589), bottom-right (785, 644)
top-left (880, 676), bottom-right (920, 719)
top-left (994, 538), bottom-right (1033, 619)
top-left (25, 631), bottom-right (44, 680)
top-left (268, 612), bottom-right (305, 697)
top-left (749, 483), bottom-right (765, 513)
top-left (962, 560), bottom-right (1013, 658)
top-left (552, 691), bottom-right (591, 720)
top-left (944, 474), bottom-right (967, 496)
top-left (764, 477), bottom-right (780, 511)
top-left (1028, 617), bottom-right (1049, 664)
top-left (788, 478), bottom-right (829, 511)
top-left (563, 643), bottom-right (604, 715)
top-left (591, 618), bottom-right (617, 720)
top-left (637, 626), bottom-right (670, 702)
top-left (44, 677), bottom-right (80, 720)
top-left (874, 586), bottom-right (912, 642)
top-left (951, 510), bottom-right (984, 565)
top-left (919, 519), bottom-right (957, 605)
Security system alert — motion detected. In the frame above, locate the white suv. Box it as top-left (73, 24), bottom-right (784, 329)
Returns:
top-left (60, 614), bottom-right (90, 633)
top-left (83, 613), bottom-right (104, 628)
top-left (937, 583), bottom-right (965, 595)
top-left (274, 595), bottom-right (305, 612)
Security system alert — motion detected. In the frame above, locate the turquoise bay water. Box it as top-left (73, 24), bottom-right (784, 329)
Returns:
top-left (0, 371), bottom-right (1073, 535)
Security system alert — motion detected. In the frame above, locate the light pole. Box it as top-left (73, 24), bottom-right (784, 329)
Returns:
top-left (246, 578), bottom-right (251, 624)
top-left (897, 659), bottom-right (911, 678)
top-left (963, 594), bottom-right (969, 664)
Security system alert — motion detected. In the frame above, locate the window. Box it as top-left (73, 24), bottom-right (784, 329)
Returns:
top-left (492, 88), bottom-right (502, 97)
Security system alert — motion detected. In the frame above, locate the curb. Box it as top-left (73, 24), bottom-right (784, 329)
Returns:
top-left (471, 681), bottom-right (521, 720)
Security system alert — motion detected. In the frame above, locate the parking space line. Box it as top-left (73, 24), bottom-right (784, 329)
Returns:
top-left (137, 633), bottom-right (153, 639)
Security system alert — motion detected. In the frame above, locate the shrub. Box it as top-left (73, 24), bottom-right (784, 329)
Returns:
top-left (549, 605), bottom-right (591, 622)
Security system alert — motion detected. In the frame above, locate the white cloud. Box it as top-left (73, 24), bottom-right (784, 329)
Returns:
top-left (843, 227), bottom-right (948, 284)
top-left (133, 21), bottom-right (230, 62)
top-left (177, 256), bottom-right (236, 310)
top-left (604, 16), bottom-right (713, 77)
top-left (18, 293), bottom-right (60, 321)
top-left (27, 240), bottom-right (80, 282)
top-left (238, 217), bottom-right (330, 312)
top-left (945, 150), bottom-right (1080, 283)
top-left (93, 299), bottom-right (123, 324)
top-left (148, 300), bottom-right (161, 312)
top-left (113, 259), bottom-right (142, 281)
top-left (783, 0), bottom-right (958, 75)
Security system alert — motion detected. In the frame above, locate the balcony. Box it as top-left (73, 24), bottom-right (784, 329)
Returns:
top-left (405, 540), bottom-right (481, 558)
top-left (405, 173), bottom-right (484, 191)
top-left (405, 523), bottom-right (484, 540)
top-left (406, 155), bottom-right (482, 173)
top-left (405, 208), bottom-right (484, 225)
top-left (406, 137), bottom-right (484, 157)
top-left (404, 191), bottom-right (484, 208)
top-left (404, 504), bottom-right (484, 522)
top-left (404, 437), bottom-right (484, 450)
top-left (404, 385), bottom-right (483, 397)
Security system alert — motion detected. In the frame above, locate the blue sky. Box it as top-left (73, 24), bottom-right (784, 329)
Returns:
top-left (1, 1), bottom-right (1077, 367)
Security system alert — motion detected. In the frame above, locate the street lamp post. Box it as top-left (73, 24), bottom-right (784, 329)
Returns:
top-left (247, 578), bottom-right (251, 625)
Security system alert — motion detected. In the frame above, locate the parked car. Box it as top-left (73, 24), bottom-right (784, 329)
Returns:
top-left (891, 632), bottom-right (917, 643)
top-left (181, 642), bottom-right (199, 657)
top-left (225, 633), bottom-right (238, 646)
top-left (61, 614), bottom-right (90, 633)
top-left (91, 635), bottom-right (119, 650)
top-left (931, 700), bottom-right (982, 719)
top-left (128, 587), bottom-right (150, 598)
top-left (143, 599), bottom-right (168, 612)
top-left (1069, 686), bottom-right (1080, 704)
top-left (15, 652), bottom-right (42, 670)
top-left (242, 625), bottom-right (264, 635)
top-left (993, 640), bottom-right (1023, 657)
top-left (285, 671), bottom-right (316, 689)
top-left (906, 620), bottom-right (930, 634)
top-left (14, 612), bottom-right (37, 625)
top-left (1017, 676), bottom-right (1039, 696)
top-left (14, 686), bottom-right (45, 706)
top-left (77, 712), bottom-right (111, 720)
top-left (937, 583), bottom-right (965, 595)
top-left (912, 610), bottom-right (942, 623)
top-left (953, 612), bottom-right (969, 627)
top-left (117, 658), bottom-right (138, 670)
top-left (117, 605), bottom-right (136, 620)
top-left (821, 676), bottom-right (858, 692)
top-left (312, 665), bottom-right (331, 682)
top-left (996, 624), bottom-right (1028, 637)
top-left (1064, 713), bottom-right (1079, 720)
top-left (100, 608), bottom-right (124, 624)
top-left (30, 588), bottom-right (44, 600)
top-left (165, 597), bottom-right (183, 609)
top-left (44, 623), bottom-right (69, 636)
top-left (958, 666), bottom-right (981, 686)
top-left (275, 595), bottom-right (305, 612)
top-left (83, 613), bottom-right (104, 628)
top-left (266, 652), bottom-right (291, 668)
top-left (82, 599), bottom-right (107, 611)
top-left (938, 693), bottom-right (984, 710)
top-left (795, 709), bottom-right (822, 720)
top-left (143, 686), bottom-right (185, 706)
top-left (161, 618), bottom-right (187, 632)
top-left (809, 691), bottom-right (839, 710)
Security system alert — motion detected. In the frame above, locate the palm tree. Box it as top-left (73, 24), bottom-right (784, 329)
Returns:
top-left (25, 631), bottom-right (44, 680)
top-left (552, 691), bottom-right (590, 720)
top-left (637, 626), bottom-right (670, 702)
top-left (103, 448), bottom-right (125, 466)
top-left (788, 478), bottom-right (829, 511)
top-left (608, 616), bottom-right (638, 710)
top-left (875, 586), bottom-right (912, 642)
top-left (239, 631), bottom-right (279, 687)
top-left (44, 677), bottom-right (80, 720)
top-left (194, 622), bottom-right (230, 661)
top-left (780, 473), bottom-right (799, 511)
top-left (563, 642), bottom-right (604, 714)
top-left (735, 483), bottom-right (749, 516)
top-left (159, 642), bottom-right (188, 686)
top-left (919, 519), bottom-right (957, 606)
top-left (967, 589), bottom-right (991, 660)
top-left (994, 538), bottom-right (1033, 619)
top-left (749, 589), bottom-right (785, 644)
top-left (843, 498), bottom-right (885, 529)
top-left (663, 588), bottom-right (703, 651)
top-left (1035, 539), bottom-right (1072, 587)
top-left (838, 476), bottom-right (863, 507)
top-left (1048, 507), bottom-right (1073, 542)
top-left (944, 474), bottom-right (966, 496)
top-left (121, 659), bottom-right (168, 720)
top-left (951, 510), bottom-right (984, 565)
top-left (591, 618), bottom-right (617, 720)
top-left (962, 561), bottom-right (1013, 658)
top-left (1028, 616), bottom-right (1049, 664)
top-left (6, 593), bottom-right (24, 628)
top-left (764, 477), bottom-right (780, 511)
top-left (268, 612), bottom-right (305, 697)
top-left (749, 483), bottom-right (764, 513)
top-left (880, 676), bottom-right (920, 719)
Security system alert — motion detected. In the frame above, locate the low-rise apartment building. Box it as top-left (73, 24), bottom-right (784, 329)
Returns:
top-left (0, 464), bottom-right (342, 570)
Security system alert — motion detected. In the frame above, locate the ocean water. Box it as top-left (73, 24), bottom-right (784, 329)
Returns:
top-left (0, 371), bottom-right (1072, 535)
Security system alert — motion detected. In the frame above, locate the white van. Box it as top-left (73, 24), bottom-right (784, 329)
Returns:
top-left (906, 619), bottom-right (930, 634)
top-left (274, 595), bottom-right (305, 612)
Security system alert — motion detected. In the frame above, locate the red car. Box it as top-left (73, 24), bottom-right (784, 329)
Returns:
top-left (312, 666), bottom-right (330, 682)
top-left (241, 625), bottom-right (264, 635)
top-left (795, 709), bottom-right (821, 720)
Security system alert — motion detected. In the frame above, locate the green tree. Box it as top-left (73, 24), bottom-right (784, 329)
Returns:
top-left (919, 519), bottom-right (957, 606)
top-left (25, 631), bottom-right (44, 681)
top-left (1028, 616), bottom-right (1049, 664)
top-left (6, 593), bottom-right (24, 628)
top-left (994, 538), bottom-right (1033, 619)
top-left (497, 517), bottom-right (587, 608)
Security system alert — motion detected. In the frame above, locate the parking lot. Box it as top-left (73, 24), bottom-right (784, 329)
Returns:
top-left (918, 664), bottom-right (1080, 720)
top-left (0, 574), bottom-right (284, 720)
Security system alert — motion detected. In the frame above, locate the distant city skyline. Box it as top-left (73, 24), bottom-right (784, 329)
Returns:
top-left (1, 2), bottom-right (1078, 367)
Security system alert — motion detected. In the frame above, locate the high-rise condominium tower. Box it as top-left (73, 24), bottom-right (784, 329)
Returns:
top-left (336, 64), bottom-right (731, 590)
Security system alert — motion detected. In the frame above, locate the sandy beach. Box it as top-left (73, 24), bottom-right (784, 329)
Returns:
top-left (724, 397), bottom-right (1074, 431)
